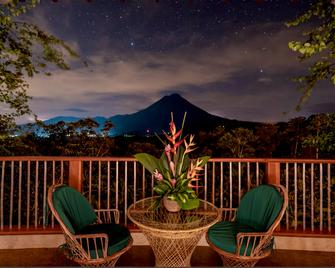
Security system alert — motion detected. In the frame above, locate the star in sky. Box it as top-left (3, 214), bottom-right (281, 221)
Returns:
top-left (19, 0), bottom-right (335, 124)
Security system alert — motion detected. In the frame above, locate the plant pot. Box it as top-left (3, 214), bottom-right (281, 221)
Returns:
top-left (163, 196), bottom-right (181, 212)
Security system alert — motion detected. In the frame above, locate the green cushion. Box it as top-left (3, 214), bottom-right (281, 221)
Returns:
top-left (236, 184), bottom-right (283, 231)
top-left (207, 221), bottom-right (256, 255)
top-left (78, 223), bottom-right (131, 259)
top-left (52, 185), bottom-right (97, 234)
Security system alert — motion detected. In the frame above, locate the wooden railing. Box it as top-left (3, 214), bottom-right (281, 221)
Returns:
top-left (0, 157), bottom-right (334, 236)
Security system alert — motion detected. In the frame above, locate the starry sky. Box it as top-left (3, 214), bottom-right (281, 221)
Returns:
top-left (21, 0), bottom-right (335, 123)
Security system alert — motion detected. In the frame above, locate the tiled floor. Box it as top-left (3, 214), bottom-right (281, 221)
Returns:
top-left (0, 246), bottom-right (335, 266)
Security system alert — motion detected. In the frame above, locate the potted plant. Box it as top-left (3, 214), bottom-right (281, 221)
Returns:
top-left (134, 113), bottom-right (210, 211)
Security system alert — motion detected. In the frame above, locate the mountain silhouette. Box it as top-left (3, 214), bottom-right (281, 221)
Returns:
top-left (39, 94), bottom-right (260, 136)
top-left (110, 93), bottom-right (259, 135)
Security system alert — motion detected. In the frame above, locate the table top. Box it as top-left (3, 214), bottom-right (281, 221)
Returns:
top-left (127, 197), bottom-right (220, 233)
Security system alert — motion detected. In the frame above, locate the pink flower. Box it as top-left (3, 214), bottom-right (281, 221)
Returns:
top-left (169, 161), bottom-right (175, 176)
top-left (165, 144), bottom-right (172, 162)
top-left (165, 144), bottom-right (171, 152)
top-left (170, 179), bottom-right (176, 187)
top-left (153, 169), bottom-right (163, 182)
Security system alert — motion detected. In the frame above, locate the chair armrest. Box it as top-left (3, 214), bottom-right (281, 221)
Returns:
top-left (95, 209), bottom-right (120, 224)
top-left (236, 231), bottom-right (273, 257)
top-left (74, 233), bottom-right (109, 259)
top-left (220, 208), bottom-right (237, 221)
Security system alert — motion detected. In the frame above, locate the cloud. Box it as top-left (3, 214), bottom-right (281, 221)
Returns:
top-left (64, 108), bottom-right (89, 113)
top-left (24, 21), bottom-right (333, 122)
top-left (258, 77), bottom-right (273, 83)
top-left (20, 2), bottom-right (81, 62)
top-left (28, 22), bottom-right (296, 97)
top-left (305, 102), bottom-right (335, 114)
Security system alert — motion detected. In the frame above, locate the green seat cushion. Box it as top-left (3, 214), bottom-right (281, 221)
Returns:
top-left (52, 185), bottom-right (97, 234)
top-left (207, 221), bottom-right (256, 255)
top-left (236, 184), bottom-right (283, 231)
top-left (78, 223), bottom-right (131, 259)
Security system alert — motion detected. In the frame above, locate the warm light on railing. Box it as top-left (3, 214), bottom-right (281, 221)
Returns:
top-left (0, 156), bottom-right (334, 236)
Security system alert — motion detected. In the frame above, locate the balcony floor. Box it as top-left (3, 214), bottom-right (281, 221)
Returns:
top-left (0, 246), bottom-right (335, 266)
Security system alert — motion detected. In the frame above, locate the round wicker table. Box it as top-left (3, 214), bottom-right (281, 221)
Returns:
top-left (127, 197), bottom-right (220, 267)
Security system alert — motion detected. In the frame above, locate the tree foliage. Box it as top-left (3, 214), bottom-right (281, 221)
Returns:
top-left (302, 113), bottom-right (335, 158)
top-left (287, 0), bottom-right (335, 111)
top-left (1, 113), bottom-right (335, 159)
top-left (0, 0), bottom-right (77, 135)
top-left (218, 127), bottom-right (255, 158)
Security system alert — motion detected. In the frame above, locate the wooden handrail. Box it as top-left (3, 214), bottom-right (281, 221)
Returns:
top-left (0, 156), bottom-right (334, 236)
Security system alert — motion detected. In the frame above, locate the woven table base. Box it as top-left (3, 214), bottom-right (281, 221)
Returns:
top-left (143, 229), bottom-right (204, 267)
top-left (128, 197), bottom-right (220, 267)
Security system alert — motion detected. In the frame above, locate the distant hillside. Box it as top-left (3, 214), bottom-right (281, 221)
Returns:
top-left (43, 116), bottom-right (108, 126)
top-left (109, 93), bottom-right (259, 135)
top-left (43, 116), bottom-right (82, 125)
top-left (35, 93), bottom-right (261, 136)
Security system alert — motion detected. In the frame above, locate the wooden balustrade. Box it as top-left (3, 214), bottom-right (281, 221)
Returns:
top-left (0, 156), bottom-right (334, 236)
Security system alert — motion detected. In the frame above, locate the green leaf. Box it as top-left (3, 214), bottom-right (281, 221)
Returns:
top-left (181, 154), bottom-right (190, 173)
top-left (177, 193), bottom-right (186, 203)
top-left (153, 186), bottom-right (165, 195)
top-left (331, 74), bottom-right (335, 84)
top-left (159, 152), bottom-right (169, 171)
top-left (197, 156), bottom-right (211, 167)
top-left (180, 198), bottom-right (200, 210)
top-left (160, 179), bottom-right (173, 189)
top-left (134, 153), bottom-right (160, 173)
top-left (153, 182), bottom-right (170, 195)
top-left (163, 170), bottom-right (172, 180)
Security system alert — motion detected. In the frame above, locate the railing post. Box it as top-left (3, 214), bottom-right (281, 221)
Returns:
top-left (69, 160), bottom-right (82, 192)
top-left (265, 161), bottom-right (282, 231)
top-left (265, 161), bottom-right (281, 185)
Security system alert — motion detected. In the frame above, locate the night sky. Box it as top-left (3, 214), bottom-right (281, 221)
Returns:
top-left (21, 0), bottom-right (335, 123)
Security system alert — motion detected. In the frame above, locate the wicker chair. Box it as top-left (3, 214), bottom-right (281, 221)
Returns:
top-left (206, 184), bottom-right (288, 267)
top-left (48, 184), bottom-right (133, 266)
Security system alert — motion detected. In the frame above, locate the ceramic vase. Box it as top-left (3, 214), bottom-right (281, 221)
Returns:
top-left (163, 195), bottom-right (181, 212)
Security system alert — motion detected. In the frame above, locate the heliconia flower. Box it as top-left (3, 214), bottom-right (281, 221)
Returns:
top-left (170, 179), bottom-right (176, 187)
top-left (173, 129), bottom-right (183, 141)
top-left (184, 134), bottom-right (196, 154)
top-left (174, 137), bottom-right (185, 150)
top-left (153, 169), bottom-right (163, 181)
top-left (187, 160), bottom-right (204, 179)
top-left (188, 134), bottom-right (195, 145)
top-left (188, 182), bottom-right (200, 188)
top-left (164, 129), bottom-right (183, 145)
top-left (195, 159), bottom-right (204, 169)
top-left (188, 177), bottom-right (201, 188)
top-left (164, 132), bottom-right (175, 144)
top-left (169, 121), bottom-right (176, 135)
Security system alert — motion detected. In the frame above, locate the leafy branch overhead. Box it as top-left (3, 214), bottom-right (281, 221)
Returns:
top-left (287, 0), bottom-right (335, 111)
top-left (0, 0), bottom-right (78, 134)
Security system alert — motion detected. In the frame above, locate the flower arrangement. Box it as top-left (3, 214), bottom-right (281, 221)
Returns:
top-left (134, 113), bottom-right (210, 210)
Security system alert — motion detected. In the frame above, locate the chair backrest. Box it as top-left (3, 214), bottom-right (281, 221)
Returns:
top-left (236, 184), bottom-right (284, 232)
top-left (48, 185), bottom-right (97, 234)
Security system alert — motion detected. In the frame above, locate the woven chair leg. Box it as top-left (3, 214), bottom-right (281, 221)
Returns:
top-left (79, 257), bottom-right (120, 267)
top-left (70, 255), bottom-right (121, 267)
top-left (221, 255), bottom-right (259, 267)
top-left (61, 244), bottom-right (122, 267)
